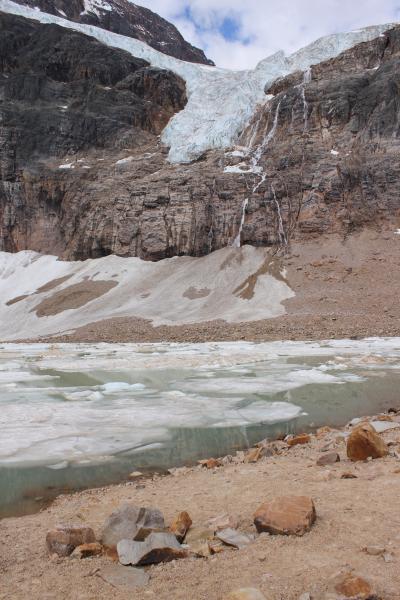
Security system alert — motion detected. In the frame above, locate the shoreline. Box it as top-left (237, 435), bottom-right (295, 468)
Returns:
top-left (1, 409), bottom-right (400, 599)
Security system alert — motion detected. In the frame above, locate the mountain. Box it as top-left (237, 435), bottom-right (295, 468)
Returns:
top-left (0, 1), bottom-right (399, 262)
top-left (11, 0), bottom-right (214, 65)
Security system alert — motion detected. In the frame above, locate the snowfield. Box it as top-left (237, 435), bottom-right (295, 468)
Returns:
top-left (0, 247), bottom-right (294, 340)
top-left (1, 0), bottom-right (396, 163)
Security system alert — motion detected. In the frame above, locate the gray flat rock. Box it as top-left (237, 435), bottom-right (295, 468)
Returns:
top-left (216, 528), bottom-right (252, 549)
top-left (98, 564), bottom-right (149, 590)
top-left (101, 504), bottom-right (165, 548)
top-left (118, 532), bottom-right (187, 566)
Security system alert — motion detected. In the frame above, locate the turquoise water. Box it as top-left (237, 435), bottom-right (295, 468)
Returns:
top-left (1, 339), bottom-right (399, 518)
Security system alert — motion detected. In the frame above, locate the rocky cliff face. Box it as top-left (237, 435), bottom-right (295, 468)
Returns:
top-left (0, 11), bottom-right (399, 261)
top-left (12, 0), bottom-right (214, 65)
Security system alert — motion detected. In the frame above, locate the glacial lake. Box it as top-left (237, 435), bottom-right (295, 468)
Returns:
top-left (1, 338), bottom-right (400, 518)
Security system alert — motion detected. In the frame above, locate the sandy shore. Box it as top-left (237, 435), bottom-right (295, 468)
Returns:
top-left (1, 413), bottom-right (400, 600)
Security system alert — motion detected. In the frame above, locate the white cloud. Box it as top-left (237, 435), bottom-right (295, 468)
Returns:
top-left (136, 0), bottom-right (400, 69)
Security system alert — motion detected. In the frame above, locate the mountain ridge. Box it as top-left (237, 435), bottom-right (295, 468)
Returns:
top-left (10, 0), bottom-right (214, 65)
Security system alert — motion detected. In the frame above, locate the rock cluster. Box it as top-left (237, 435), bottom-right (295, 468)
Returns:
top-left (43, 412), bottom-right (395, 597)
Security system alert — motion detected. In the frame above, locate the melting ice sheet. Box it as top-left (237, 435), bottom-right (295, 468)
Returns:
top-left (1, 338), bottom-right (400, 468)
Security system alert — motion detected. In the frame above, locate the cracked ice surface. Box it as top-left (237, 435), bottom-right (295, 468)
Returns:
top-left (0, 0), bottom-right (396, 163)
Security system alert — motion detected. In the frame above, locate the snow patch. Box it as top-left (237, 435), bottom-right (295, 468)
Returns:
top-left (0, 247), bottom-right (294, 340)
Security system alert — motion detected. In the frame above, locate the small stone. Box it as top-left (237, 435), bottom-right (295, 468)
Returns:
top-left (46, 525), bottom-right (96, 557)
top-left (346, 423), bottom-right (388, 462)
top-left (363, 545), bottom-right (385, 556)
top-left (206, 513), bottom-right (239, 532)
top-left (101, 504), bottom-right (165, 549)
top-left (287, 434), bottom-right (311, 447)
top-left (117, 532), bottom-right (187, 566)
top-left (185, 527), bottom-right (215, 556)
top-left (216, 528), bottom-right (252, 549)
top-left (254, 496), bottom-right (316, 536)
top-left (198, 458), bottom-right (222, 469)
top-left (208, 539), bottom-right (225, 554)
top-left (299, 594), bottom-right (311, 600)
top-left (317, 426), bottom-right (333, 438)
top-left (169, 511), bottom-right (192, 543)
top-left (98, 564), bottom-right (149, 590)
top-left (383, 552), bottom-right (394, 563)
top-left (71, 542), bottom-right (103, 559)
top-left (333, 572), bottom-right (372, 598)
top-left (244, 447), bottom-right (263, 463)
top-left (341, 472), bottom-right (358, 479)
top-left (317, 452), bottom-right (340, 466)
top-left (128, 471), bottom-right (143, 480)
top-left (224, 589), bottom-right (267, 600)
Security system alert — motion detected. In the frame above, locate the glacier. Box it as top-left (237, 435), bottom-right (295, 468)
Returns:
top-left (0, 0), bottom-right (396, 163)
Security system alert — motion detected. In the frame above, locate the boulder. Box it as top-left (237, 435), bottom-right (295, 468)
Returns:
top-left (101, 504), bottom-right (165, 549)
top-left (169, 511), bottom-right (192, 542)
top-left (254, 496), bottom-right (316, 536)
top-left (216, 528), bottom-right (252, 549)
top-left (287, 434), bottom-right (311, 447)
top-left (317, 452), bottom-right (340, 466)
top-left (347, 423), bottom-right (388, 462)
top-left (224, 590), bottom-right (267, 600)
top-left (70, 542), bottom-right (103, 559)
top-left (117, 532), bottom-right (188, 566)
top-left (46, 525), bottom-right (96, 557)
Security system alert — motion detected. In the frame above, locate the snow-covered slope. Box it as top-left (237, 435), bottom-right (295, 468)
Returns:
top-left (0, 0), bottom-right (396, 162)
top-left (0, 247), bottom-right (293, 340)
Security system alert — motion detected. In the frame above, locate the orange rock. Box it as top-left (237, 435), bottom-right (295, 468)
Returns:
top-left (198, 458), bottom-right (222, 469)
top-left (347, 423), bottom-right (388, 462)
top-left (46, 525), bottom-right (96, 557)
top-left (316, 426), bottom-right (332, 438)
top-left (71, 542), bottom-right (103, 559)
top-left (169, 511), bottom-right (192, 542)
top-left (254, 496), bottom-right (316, 536)
top-left (374, 414), bottom-right (393, 422)
top-left (244, 447), bottom-right (263, 463)
top-left (287, 434), bottom-right (311, 447)
top-left (334, 573), bottom-right (372, 598)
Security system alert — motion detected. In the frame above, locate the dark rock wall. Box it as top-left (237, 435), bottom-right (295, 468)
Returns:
top-left (0, 12), bottom-right (399, 261)
top-left (12, 0), bottom-right (214, 65)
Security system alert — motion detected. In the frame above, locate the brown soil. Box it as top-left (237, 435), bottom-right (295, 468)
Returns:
top-left (32, 281), bottom-right (118, 317)
top-left (1, 419), bottom-right (400, 600)
top-left (43, 231), bottom-right (400, 343)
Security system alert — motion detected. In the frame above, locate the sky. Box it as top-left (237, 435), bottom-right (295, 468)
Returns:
top-left (136, 0), bottom-right (400, 69)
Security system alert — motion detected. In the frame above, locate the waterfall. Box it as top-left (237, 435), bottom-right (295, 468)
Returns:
top-left (232, 198), bottom-right (249, 248)
top-left (253, 98), bottom-right (283, 165)
top-left (232, 97), bottom-right (285, 248)
top-left (272, 186), bottom-right (287, 245)
top-left (301, 67), bottom-right (312, 132)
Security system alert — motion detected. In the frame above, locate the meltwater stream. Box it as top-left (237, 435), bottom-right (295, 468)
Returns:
top-left (1, 338), bottom-right (400, 517)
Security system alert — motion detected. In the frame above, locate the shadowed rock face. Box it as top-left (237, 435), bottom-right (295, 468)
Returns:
top-left (12, 0), bottom-right (214, 65)
top-left (0, 12), bottom-right (399, 261)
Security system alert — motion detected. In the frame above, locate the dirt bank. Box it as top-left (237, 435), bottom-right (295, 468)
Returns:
top-left (1, 415), bottom-right (400, 600)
